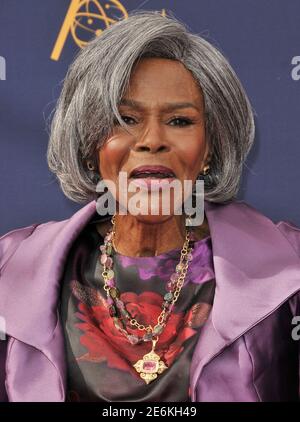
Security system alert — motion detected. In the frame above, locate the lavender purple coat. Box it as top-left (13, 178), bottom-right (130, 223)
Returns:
top-left (0, 199), bottom-right (300, 402)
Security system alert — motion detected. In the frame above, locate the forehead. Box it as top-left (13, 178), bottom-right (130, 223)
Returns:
top-left (123, 57), bottom-right (204, 106)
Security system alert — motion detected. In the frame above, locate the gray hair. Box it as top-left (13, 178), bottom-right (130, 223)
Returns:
top-left (47, 10), bottom-right (255, 204)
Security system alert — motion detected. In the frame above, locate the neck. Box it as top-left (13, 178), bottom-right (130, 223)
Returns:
top-left (112, 214), bottom-right (188, 257)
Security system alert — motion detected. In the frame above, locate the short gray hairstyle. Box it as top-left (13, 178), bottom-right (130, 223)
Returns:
top-left (47, 10), bottom-right (255, 204)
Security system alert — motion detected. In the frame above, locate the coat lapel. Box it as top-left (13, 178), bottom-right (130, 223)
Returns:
top-left (1, 199), bottom-right (300, 401)
top-left (0, 200), bottom-right (99, 401)
top-left (190, 200), bottom-right (300, 400)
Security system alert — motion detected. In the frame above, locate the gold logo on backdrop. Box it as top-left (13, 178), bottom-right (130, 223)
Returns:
top-left (51, 0), bottom-right (167, 61)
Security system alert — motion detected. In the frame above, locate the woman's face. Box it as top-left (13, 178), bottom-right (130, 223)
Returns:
top-left (97, 57), bottom-right (209, 222)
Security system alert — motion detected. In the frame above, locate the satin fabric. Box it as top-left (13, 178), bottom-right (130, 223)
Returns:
top-left (60, 214), bottom-right (215, 401)
top-left (0, 199), bottom-right (300, 401)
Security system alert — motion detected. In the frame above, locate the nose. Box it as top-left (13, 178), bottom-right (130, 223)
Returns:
top-left (131, 121), bottom-right (170, 153)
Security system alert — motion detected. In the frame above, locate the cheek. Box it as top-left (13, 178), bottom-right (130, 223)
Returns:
top-left (98, 135), bottom-right (131, 179)
top-left (175, 130), bottom-right (207, 174)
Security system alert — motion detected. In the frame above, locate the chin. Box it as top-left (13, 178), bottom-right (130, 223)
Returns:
top-left (132, 213), bottom-right (175, 225)
top-left (117, 191), bottom-right (184, 220)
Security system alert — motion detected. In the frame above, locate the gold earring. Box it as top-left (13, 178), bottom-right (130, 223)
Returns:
top-left (87, 160), bottom-right (95, 171)
top-left (202, 164), bottom-right (210, 175)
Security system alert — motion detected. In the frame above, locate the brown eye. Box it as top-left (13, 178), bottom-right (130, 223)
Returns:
top-left (113, 115), bottom-right (138, 126)
top-left (121, 115), bottom-right (138, 125)
top-left (169, 117), bottom-right (194, 127)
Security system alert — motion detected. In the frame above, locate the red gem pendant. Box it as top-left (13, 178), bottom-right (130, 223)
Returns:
top-left (133, 339), bottom-right (168, 384)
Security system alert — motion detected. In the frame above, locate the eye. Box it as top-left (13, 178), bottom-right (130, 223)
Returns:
top-left (169, 117), bottom-right (194, 127)
top-left (114, 115), bottom-right (138, 125)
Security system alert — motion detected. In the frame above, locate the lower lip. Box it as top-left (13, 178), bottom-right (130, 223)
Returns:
top-left (129, 177), bottom-right (176, 190)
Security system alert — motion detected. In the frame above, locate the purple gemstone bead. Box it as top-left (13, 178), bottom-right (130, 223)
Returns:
top-left (107, 297), bottom-right (114, 305)
top-left (107, 279), bottom-right (115, 288)
top-left (166, 281), bottom-right (176, 292)
top-left (187, 252), bottom-right (193, 261)
top-left (100, 253), bottom-right (108, 265)
top-left (128, 335), bottom-right (139, 345)
top-left (105, 256), bottom-right (113, 268)
top-left (116, 299), bottom-right (124, 309)
top-left (170, 273), bottom-right (178, 283)
top-left (168, 304), bottom-right (175, 313)
top-left (143, 332), bottom-right (153, 342)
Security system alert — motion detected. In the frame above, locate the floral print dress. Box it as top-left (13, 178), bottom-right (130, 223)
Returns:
top-left (59, 212), bottom-right (216, 402)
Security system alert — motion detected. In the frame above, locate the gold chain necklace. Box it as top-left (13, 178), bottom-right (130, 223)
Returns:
top-left (100, 214), bottom-right (194, 384)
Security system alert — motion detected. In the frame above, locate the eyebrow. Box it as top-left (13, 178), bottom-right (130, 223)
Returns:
top-left (119, 98), bottom-right (201, 113)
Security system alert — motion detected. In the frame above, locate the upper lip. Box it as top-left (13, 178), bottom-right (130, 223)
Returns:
top-left (129, 165), bottom-right (176, 178)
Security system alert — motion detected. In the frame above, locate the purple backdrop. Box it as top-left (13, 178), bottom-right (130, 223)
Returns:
top-left (0, 0), bottom-right (299, 235)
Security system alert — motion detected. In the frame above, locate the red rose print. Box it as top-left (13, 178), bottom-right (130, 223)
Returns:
top-left (74, 290), bottom-right (201, 380)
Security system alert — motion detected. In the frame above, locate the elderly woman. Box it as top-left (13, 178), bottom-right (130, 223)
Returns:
top-left (0, 11), bottom-right (300, 403)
